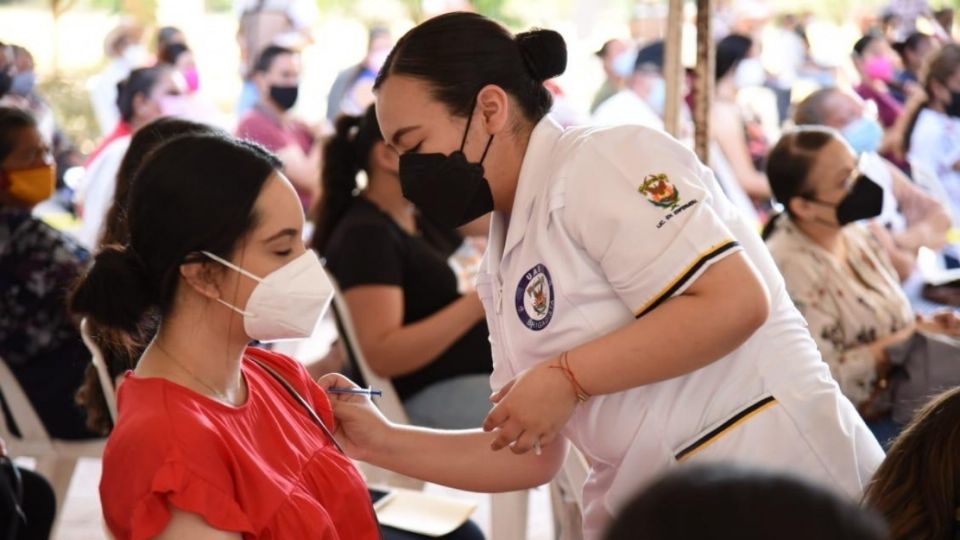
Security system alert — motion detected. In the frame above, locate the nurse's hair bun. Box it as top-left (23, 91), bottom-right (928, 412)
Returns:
top-left (516, 29), bottom-right (567, 82)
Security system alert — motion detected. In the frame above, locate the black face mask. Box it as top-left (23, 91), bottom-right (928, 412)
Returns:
top-left (0, 68), bottom-right (12, 99)
top-left (398, 102), bottom-right (495, 229)
top-left (946, 91), bottom-right (960, 118)
top-left (804, 174), bottom-right (884, 227)
top-left (269, 85), bottom-right (298, 111)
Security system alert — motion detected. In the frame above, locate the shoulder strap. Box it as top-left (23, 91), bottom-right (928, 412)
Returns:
top-left (247, 356), bottom-right (344, 454)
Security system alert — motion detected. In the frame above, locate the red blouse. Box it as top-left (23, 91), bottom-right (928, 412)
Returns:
top-left (100, 347), bottom-right (380, 540)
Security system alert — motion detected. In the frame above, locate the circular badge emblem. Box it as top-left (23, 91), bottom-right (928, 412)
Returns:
top-left (515, 264), bottom-right (555, 331)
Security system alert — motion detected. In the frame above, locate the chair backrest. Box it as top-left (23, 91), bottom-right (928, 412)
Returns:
top-left (561, 446), bottom-right (589, 510)
top-left (79, 319), bottom-right (118, 425)
top-left (0, 356), bottom-right (53, 456)
top-left (326, 276), bottom-right (410, 425)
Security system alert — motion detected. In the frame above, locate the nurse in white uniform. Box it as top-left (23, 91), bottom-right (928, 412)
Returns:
top-left (319, 13), bottom-right (884, 539)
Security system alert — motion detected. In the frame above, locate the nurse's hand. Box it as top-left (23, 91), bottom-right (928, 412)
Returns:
top-left (316, 373), bottom-right (393, 461)
top-left (482, 359), bottom-right (579, 454)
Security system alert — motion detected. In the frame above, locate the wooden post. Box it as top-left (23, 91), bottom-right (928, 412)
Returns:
top-left (693, 0), bottom-right (714, 164)
top-left (663, 0), bottom-right (684, 139)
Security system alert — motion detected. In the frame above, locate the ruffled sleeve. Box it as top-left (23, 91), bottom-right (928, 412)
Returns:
top-left (117, 460), bottom-right (255, 540)
top-left (122, 458), bottom-right (255, 540)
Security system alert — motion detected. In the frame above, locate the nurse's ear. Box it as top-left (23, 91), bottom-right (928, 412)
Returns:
top-left (371, 139), bottom-right (399, 176)
top-left (476, 84), bottom-right (511, 136)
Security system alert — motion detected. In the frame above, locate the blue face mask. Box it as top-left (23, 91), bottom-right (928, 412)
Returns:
top-left (646, 77), bottom-right (666, 116)
top-left (841, 117), bottom-right (884, 155)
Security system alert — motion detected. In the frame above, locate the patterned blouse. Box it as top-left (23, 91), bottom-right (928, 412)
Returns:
top-left (0, 207), bottom-right (94, 438)
top-left (766, 217), bottom-right (913, 410)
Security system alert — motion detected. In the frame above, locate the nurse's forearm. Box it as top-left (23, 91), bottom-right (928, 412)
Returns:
top-left (364, 427), bottom-right (565, 492)
top-left (569, 254), bottom-right (769, 396)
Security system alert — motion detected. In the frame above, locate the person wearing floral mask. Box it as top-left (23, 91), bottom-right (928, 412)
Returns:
top-left (75, 65), bottom-right (183, 250)
top-left (0, 107), bottom-right (101, 441)
top-left (794, 87), bottom-right (950, 281)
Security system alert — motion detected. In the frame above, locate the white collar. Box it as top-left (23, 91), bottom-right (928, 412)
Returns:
top-left (486, 115), bottom-right (564, 272)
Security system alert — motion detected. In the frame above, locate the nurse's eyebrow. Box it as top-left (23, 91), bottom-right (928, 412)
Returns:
top-left (263, 228), bottom-right (298, 243)
top-left (390, 125), bottom-right (421, 147)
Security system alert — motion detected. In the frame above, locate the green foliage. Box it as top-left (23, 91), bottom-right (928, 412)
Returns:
top-left (38, 70), bottom-right (100, 154)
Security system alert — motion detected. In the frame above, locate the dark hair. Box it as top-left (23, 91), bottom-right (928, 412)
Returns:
top-left (368, 25), bottom-right (390, 47)
top-left (374, 12), bottom-right (567, 123)
top-left (157, 42), bottom-right (189, 66)
top-left (312, 105), bottom-right (382, 254)
top-left (892, 32), bottom-right (931, 60)
top-left (716, 33), bottom-right (753, 81)
top-left (762, 127), bottom-right (837, 240)
top-left (0, 106), bottom-right (35, 163)
top-left (904, 43), bottom-right (960, 154)
top-left (253, 45), bottom-right (294, 74)
top-left (793, 87), bottom-right (840, 126)
top-left (156, 26), bottom-right (183, 50)
top-left (116, 66), bottom-right (166, 123)
top-left (100, 117), bottom-right (221, 250)
top-left (70, 133), bottom-right (280, 333)
top-left (864, 387), bottom-right (960, 540)
top-left (75, 118), bottom-right (222, 435)
top-left (853, 34), bottom-right (880, 58)
top-left (604, 464), bottom-right (889, 540)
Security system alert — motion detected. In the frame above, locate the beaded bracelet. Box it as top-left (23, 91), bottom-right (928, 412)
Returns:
top-left (550, 351), bottom-right (591, 403)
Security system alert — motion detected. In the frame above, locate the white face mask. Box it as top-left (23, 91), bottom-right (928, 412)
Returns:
top-left (202, 250), bottom-right (333, 342)
top-left (734, 58), bottom-right (766, 89)
top-left (121, 44), bottom-right (149, 68)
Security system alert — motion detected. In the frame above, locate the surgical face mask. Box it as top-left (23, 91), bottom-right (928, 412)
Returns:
top-left (841, 117), bottom-right (884, 155)
top-left (202, 250), bottom-right (333, 342)
top-left (804, 173), bottom-right (884, 227)
top-left (158, 94), bottom-right (190, 117)
top-left (864, 56), bottom-right (894, 83)
top-left (269, 84), bottom-right (298, 111)
top-left (1, 164), bottom-right (55, 207)
top-left (646, 76), bottom-right (666, 116)
top-left (612, 49), bottom-right (638, 79)
top-left (398, 100), bottom-right (496, 229)
top-left (121, 44), bottom-right (149, 67)
top-left (735, 58), bottom-right (765, 88)
top-left (10, 71), bottom-right (34, 97)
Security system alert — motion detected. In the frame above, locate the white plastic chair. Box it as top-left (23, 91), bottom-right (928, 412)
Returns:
top-left (548, 446), bottom-right (589, 540)
top-left (328, 277), bottom-right (532, 540)
top-left (0, 356), bottom-right (106, 517)
top-left (80, 318), bottom-right (118, 424)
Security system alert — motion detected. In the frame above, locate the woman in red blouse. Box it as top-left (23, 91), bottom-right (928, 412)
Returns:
top-left (69, 132), bottom-right (380, 539)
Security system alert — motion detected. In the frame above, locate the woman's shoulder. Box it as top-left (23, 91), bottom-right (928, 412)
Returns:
top-left (243, 347), bottom-right (311, 388)
top-left (765, 219), bottom-right (821, 271)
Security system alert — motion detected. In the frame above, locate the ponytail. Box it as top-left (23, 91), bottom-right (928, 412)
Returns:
top-left (70, 246), bottom-right (154, 333)
top-left (761, 211), bottom-right (786, 241)
top-left (312, 105), bottom-right (383, 254)
top-left (901, 99), bottom-right (928, 156)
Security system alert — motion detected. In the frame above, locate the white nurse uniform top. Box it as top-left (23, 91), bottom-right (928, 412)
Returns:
top-left (476, 117), bottom-right (884, 539)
